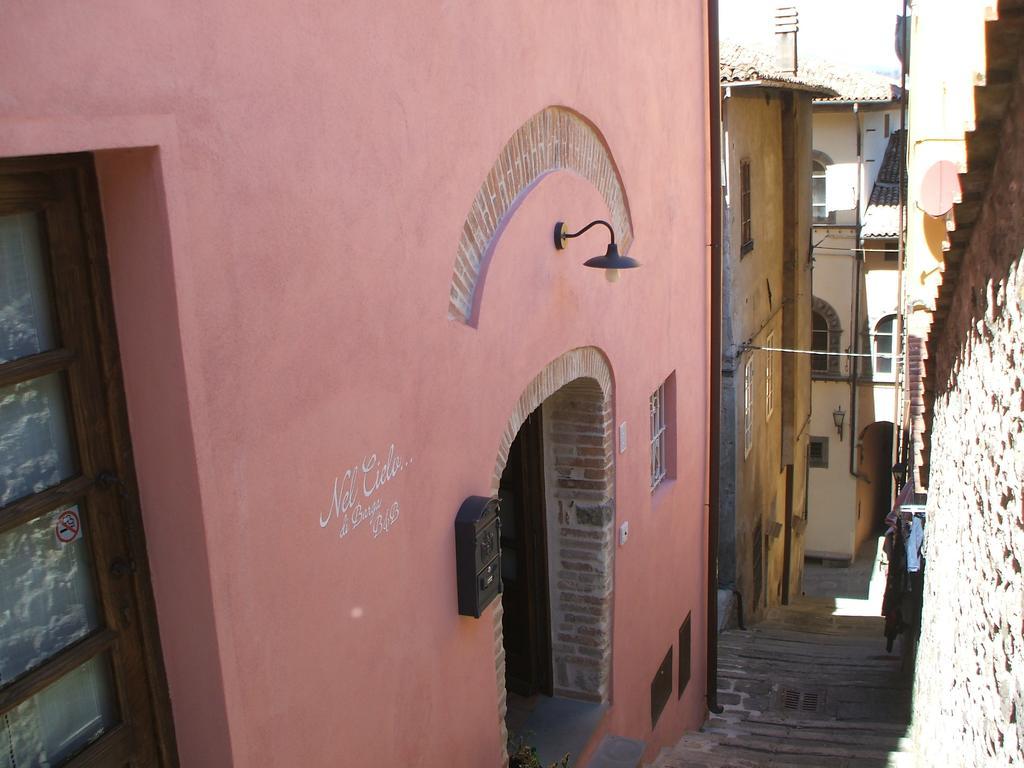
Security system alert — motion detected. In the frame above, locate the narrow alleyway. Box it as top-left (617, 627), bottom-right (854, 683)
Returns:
top-left (652, 539), bottom-right (917, 767)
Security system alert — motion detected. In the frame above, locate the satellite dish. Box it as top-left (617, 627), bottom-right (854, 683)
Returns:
top-left (918, 160), bottom-right (961, 217)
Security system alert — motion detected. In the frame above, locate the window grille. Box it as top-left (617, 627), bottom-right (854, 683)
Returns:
top-left (765, 332), bottom-right (775, 420)
top-left (808, 436), bottom-right (829, 468)
top-left (650, 382), bottom-right (668, 491)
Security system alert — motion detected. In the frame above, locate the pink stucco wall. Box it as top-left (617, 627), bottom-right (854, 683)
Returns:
top-left (0, 2), bottom-right (711, 765)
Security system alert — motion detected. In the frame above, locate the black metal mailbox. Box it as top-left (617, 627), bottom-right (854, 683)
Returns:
top-left (455, 495), bottom-right (502, 618)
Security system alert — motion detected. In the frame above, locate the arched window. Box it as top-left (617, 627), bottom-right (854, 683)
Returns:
top-left (811, 297), bottom-right (842, 376)
top-left (873, 315), bottom-right (896, 376)
top-left (811, 159), bottom-right (828, 223)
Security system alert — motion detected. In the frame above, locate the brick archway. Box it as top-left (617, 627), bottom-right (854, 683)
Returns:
top-left (812, 296), bottom-right (843, 376)
top-left (490, 347), bottom-right (615, 761)
top-left (449, 107), bottom-right (634, 325)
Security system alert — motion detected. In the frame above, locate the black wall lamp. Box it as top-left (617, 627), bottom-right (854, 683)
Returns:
top-left (554, 220), bottom-right (639, 282)
top-left (832, 406), bottom-right (846, 441)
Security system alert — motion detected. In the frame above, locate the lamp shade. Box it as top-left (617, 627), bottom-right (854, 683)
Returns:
top-left (832, 406), bottom-right (845, 429)
top-left (582, 242), bottom-right (640, 271)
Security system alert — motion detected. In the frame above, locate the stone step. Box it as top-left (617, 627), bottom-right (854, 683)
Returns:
top-left (743, 712), bottom-right (911, 733)
top-left (700, 721), bottom-right (909, 750)
top-left (676, 730), bottom-right (902, 761)
top-left (649, 596), bottom-right (917, 768)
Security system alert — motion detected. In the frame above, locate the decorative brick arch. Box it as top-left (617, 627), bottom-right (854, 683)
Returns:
top-left (489, 347), bottom-right (615, 762)
top-left (812, 296), bottom-right (843, 375)
top-left (449, 107), bottom-right (634, 325)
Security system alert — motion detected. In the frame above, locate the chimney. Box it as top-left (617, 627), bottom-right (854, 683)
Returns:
top-left (774, 6), bottom-right (799, 76)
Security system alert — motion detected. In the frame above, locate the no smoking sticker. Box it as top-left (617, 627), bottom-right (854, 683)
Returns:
top-left (55, 507), bottom-right (83, 545)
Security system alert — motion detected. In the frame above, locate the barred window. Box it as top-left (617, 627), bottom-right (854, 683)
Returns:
top-left (765, 332), bottom-right (775, 420)
top-left (650, 382), bottom-right (668, 491)
top-left (808, 436), bottom-right (829, 468)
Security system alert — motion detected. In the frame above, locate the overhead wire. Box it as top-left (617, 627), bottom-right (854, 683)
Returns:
top-left (740, 343), bottom-right (901, 360)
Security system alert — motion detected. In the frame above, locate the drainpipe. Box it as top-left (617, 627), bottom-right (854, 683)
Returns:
top-left (893, 0), bottom-right (910, 488)
top-left (706, 0), bottom-right (725, 717)
top-left (849, 103), bottom-right (862, 478)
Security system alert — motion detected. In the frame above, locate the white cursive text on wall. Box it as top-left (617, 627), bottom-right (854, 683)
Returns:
top-left (321, 444), bottom-right (410, 542)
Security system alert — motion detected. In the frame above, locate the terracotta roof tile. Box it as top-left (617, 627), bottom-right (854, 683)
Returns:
top-left (720, 41), bottom-right (836, 94)
top-left (862, 130), bottom-right (906, 239)
top-left (720, 41), bottom-right (900, 102)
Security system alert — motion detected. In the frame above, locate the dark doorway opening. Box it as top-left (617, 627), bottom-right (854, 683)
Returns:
top-left (497, 376), bottom-right (612, 765)
top-left (864, 422), bottom-right (895, 532)
top-left (499, 406), bottom-right (552, 698)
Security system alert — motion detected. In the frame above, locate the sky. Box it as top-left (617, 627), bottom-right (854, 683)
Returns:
top-left (720, 0), bottom-right (906, 77)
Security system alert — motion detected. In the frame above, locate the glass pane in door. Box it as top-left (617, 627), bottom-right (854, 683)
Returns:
top-left (0, 212), bottom-right (56, 364)
top-left (0, 504), bottom-right (101, 682)
top-left (0, 374), bottom-right (77, 506)
top-left (1, 654), bottom-right (117, 767)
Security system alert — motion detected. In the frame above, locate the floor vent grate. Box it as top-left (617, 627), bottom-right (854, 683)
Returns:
top-left (775, 686), bottom-right (826, 715)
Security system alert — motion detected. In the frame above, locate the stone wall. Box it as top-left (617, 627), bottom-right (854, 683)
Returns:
top-left (911, 44), bottom-right (1024, 767)
top-left (913, 254), bottom-right (1024, 765)
top-left (543, 379), bottom-right (615, 701)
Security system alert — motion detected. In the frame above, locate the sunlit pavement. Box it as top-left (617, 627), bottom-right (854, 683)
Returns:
top-left (804, 536), bottom-right (889, 617)
top-left (650, 538), bottom-right (916, 767)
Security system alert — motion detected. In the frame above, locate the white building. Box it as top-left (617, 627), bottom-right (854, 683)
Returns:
top-left (804, 70), bottom-right (904, 562)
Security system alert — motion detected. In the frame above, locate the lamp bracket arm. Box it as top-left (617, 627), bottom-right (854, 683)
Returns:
top-left (559, 219), bottom-right (617, 246)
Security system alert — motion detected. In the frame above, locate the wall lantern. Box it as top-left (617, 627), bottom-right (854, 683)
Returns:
top-left (832, 406), bottom-right (846, 441)
top-left (892, 461), bottom-right (908, 489)
top-left (554, 220), bottom-right (640, 282)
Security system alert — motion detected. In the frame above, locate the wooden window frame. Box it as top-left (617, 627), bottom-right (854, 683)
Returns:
top-left (811, 311), bottom-right (830, 373)
top-left (740, 160), bottom-right (753, 255)
top-left (0, 154), bottom-right (177, 767)
top-left (811, 298), bottom-right (843, 378)
top-left (811, 159), bottom-right (832, 224)
top-left (872, 314), bottom-right (897, 379)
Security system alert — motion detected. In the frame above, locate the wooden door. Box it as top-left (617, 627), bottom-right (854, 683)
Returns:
top-left (499, 408), bottom-right (551, 697)
top-left (0, 155), bottom-right (176, 766)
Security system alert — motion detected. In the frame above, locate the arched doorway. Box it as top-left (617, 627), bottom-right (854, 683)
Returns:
top-left (490, 348), bottom-right (615, 762)
top-left (856, 421), bottom-right (894, 553)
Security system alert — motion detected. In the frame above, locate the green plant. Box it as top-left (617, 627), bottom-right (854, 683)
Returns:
top-left (507, 732), bottom-right (569, 768)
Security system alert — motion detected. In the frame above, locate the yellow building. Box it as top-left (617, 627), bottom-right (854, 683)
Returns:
top-left (717, 34), bottom-right (827, 623)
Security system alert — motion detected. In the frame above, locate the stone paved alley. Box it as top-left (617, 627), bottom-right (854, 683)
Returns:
top-left (651, 539), bottom-right (917, 767)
